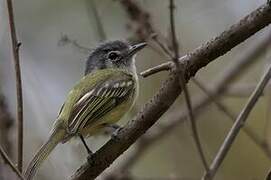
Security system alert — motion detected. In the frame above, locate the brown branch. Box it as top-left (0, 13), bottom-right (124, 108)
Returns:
top-left (71, 3), bottom-right (271, 179)
top-left (151, 15), bottom-right (271, 160)
top-left (111, 29), bottom-right (271, 176)
top-left (6, 0), bottom-right (23, 172)
top-left (202, 63), bottom-right (271, 180)
top-left (0, 145), bottom-right (25, 180)
top-left (169, 0), bottom-right (209, 171)
top-left (140, 0), bottom-right (271, 166)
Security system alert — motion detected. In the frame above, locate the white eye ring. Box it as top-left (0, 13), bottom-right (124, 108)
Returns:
top-left (107, 51), bottom-right (121, 61)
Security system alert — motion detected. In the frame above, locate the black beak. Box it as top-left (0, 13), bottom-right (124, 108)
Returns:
top-left (127, 42), bottom-right (147, 58)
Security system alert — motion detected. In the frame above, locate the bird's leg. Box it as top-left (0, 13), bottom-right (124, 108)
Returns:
top-left (79, 135), bottom-right (93, 155)
top-left (79, 135), bottom-right (95, 164)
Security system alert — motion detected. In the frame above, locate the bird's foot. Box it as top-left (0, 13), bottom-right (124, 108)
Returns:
top-left (103, 123), bottom-right (120, 134)
top-left (111, 126), bottom-right (123, 141)
top-left (87, 153), bottom-right (94, 165)
top-left (87, 148), bottom-right (93, 156)
top-left (102, 123), bottom-right (123, 141)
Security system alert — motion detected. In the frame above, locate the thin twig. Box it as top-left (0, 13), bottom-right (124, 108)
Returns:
top-left (141, 27), bottom-right (271, 78)
top-left (263, 57), bottom-right (271, 152)
top-left (202, 63), bottom-right (271, 180)
top-left (192, 78), bottom-right (270, 156)
top-left (6, 0), bottom-right (23, 172)
top-left (0, 145), bottom-right (25, 180)
top-left (151, 34), bottom-right (174, 59)
top-left (140, 60), bottom-right (172, 77)
top-left (85, 0), bottom-right (106, 41)
top-left (223, 83), bottom-right (259, 97)
top-left (192, 78), bottom-right (237, 120)
top-left (140, 61), bottom-right (172, 77)
top-left (169, 0), bottom-right (209, 171)
top-left (58, 34), bottom-right (91, 54)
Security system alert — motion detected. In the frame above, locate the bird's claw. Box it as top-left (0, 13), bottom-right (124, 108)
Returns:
top-left (87, 153), bottom-right (94, 165)
top-left (111, 126), bottom-right (123, 141)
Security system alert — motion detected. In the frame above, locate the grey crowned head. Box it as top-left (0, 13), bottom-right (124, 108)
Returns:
top-left (85, 40), bottom-right (146, 75)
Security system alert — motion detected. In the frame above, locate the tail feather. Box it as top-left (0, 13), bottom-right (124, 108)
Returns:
top-left (24, 128), bottom-right (65, 180)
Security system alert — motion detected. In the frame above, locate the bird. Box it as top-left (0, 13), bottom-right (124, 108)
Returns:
top-left (24, 40), bottom-right (146, 180)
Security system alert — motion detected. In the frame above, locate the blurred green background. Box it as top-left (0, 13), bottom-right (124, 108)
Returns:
top-left (0, 0), bottom-right (270, 179)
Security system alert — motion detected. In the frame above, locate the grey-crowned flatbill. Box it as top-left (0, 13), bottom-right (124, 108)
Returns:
top-left (24, 40), bottom-right (146, 180)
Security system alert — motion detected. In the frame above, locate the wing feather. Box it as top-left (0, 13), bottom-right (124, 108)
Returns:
top-left (67, 76), bottom-right (135, 134)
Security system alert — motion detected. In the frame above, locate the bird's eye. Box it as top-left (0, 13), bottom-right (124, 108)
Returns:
top-left (107, 51), bottom-right (120, 61)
